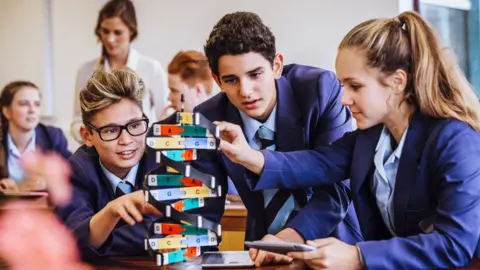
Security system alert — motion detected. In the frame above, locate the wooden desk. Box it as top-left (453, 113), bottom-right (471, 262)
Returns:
top-left (92, 257), bottom-right (480, 270)
top-left (93, 256), bottom-right (304, 269)
top-left (219, 201), bottom-right (247, 251)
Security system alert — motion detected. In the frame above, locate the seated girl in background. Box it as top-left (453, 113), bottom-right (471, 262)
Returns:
top-left (0, 81), bottom-right (71, 192)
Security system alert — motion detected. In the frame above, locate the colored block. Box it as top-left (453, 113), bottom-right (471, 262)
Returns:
top-left (150, 188), bottom-right (185, 201)
top-left (179, 125), bottom-right (210, 137)
top-left (177, 112), bottom-right (194, 125)
top-left (184, 247), bottom-right (200, 259)
top-left (179, 177), bottom-right (203, 187)
top-left (171, 198), bottom-right (205, 212)
top-left (184, 138), bottom-right (216, 149)
top-left (180, 186), bottom-right (220, 199)
top-left (182, 224), bottom-right (209, 235)
top-left (147, 236), bottom-right (186, 250)
top-left (166, 167), bottom-right (179, 173)
top-left (147, 174), bottom-right (183, 187)
top-left (154, 223), bottom-right (184, 235)
top-left (162, 247), bottom-right (200, 265)
top-left (154, 223), bottom-right (209, 235)
top-left (163, 150), bottom-right (196, 161)
top-left (146, 137), bottom-right (184, 149)
top-left (152, 124), bottom-right (185, 136)
top-left (181, 232), bottom-right (217, 246)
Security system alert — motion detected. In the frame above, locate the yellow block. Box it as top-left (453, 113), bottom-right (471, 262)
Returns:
top-left (148, 236), bottom-right (186, 250)
top-left (146, 137), bottom-right (185, 149)
top-left (181, 186), bottom-right (219, 199)
top-left (178, 112), bottom-right (194, 125)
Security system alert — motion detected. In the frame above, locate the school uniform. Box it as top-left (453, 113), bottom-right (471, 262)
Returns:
top-left (250, 109), bottom-right (480, 269)
top-left (177, 64), bottom-right (363, 243)
top-left (3, 123), bottom-right (71, 181)
top-left (56, 146), bottom-right (157, 261)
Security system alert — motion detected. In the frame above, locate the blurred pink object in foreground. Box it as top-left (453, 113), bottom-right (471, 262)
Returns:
top-left (0, 152), bottom-right (91, 269)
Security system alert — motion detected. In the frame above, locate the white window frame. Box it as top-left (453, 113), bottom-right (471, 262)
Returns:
top-left (420, 0), bottom-right (471, 10)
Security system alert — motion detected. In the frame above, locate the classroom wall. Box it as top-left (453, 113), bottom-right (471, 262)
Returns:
top-left (0, 0), bottom-right (401, 151)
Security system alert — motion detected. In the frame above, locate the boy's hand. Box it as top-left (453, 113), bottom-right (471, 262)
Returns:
top-left (107, 190), bottom-right (162, 225)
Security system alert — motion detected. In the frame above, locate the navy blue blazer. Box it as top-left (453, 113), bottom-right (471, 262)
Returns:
top-left (251, 110), bottom-right (480, 269)
top-left (2, 123), bottom-right (71, 175)
top-left (56, 146), bottom-right (158, 262)
top-left (190, 64), bottom-right (363, 243)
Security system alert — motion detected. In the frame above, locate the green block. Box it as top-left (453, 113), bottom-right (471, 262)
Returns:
top-left (179, 125), bottom-right (209, 137)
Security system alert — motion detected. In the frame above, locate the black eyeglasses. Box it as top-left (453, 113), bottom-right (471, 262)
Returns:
top-left (86, 118), bottom-right (149, 141)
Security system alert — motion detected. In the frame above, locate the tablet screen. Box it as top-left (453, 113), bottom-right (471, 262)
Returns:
top-left (201, 251), bottom-right (254, 268)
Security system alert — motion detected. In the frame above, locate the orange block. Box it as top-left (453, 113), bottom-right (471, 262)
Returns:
top-left (161, 223), bottom-right (185, 235)
top-left (181, 150), bottom-right (195, 161)
top-left (172, 200), bottom-right (185, 211)
top-left (179, 177), bottom-right (203, 187)
top-left (184, 247), bottom-right (198, 259)
top-left (161, 125), bottom-right (184, 136)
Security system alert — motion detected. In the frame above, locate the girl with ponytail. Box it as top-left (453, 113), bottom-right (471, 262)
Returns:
top-left (239, 11), bottom-right (480, 269)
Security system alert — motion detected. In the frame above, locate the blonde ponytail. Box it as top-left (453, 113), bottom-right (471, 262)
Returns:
top-left (340, 11), bottom-right (480, 130)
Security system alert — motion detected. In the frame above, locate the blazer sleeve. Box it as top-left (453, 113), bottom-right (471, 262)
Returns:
top-left (286, 181), bottom-right (355, 241)
top-left (314, 70), bottom-right (352, 145)
top-left (56, 160), bottom-right (151, 261)
top-left (358, 121), bottom-right (480, 269)
top-left (246, 127), bottom-right (357, 192)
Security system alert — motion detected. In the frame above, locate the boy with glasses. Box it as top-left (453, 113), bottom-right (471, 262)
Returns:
top-left (57, 69), bottom-right (164, 261)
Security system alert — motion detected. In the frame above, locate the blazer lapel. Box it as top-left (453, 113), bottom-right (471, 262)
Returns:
top-left (275, 77), bottom-right (305, 152)
top-left (393, 110), bottom-right (429, 236)
top-left (351, 125), bottom-right (383, 194)
top-left (34, 125), bottom-right (49, 152)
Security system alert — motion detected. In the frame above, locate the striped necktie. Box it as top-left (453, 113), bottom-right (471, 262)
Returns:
top-left (256, 125), bottom-right (296, 234)
top-left (116, 181), bottom-right (134, 197)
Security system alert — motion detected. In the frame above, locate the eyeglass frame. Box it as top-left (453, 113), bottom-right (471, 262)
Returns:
top-left (85, 117), bottom-right (150, 142)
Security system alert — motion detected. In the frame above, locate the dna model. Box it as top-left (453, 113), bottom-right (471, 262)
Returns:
top-left (142, 110), bottom-right (222, 266)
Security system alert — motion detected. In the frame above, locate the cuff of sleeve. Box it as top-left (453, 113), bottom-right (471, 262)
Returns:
top-left (356, 244), bottom-right (365, 267)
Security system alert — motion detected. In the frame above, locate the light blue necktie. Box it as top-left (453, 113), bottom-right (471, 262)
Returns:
top-left (116, 181), bottom-right (134, 197)
top-left (256, 125), bottom-right (296, 234)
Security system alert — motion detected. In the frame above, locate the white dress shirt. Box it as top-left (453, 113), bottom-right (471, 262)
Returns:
top-left (71, 47), bottom-right (168, 142)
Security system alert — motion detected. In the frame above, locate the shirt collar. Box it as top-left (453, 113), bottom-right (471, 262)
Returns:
top-left (99, 159), bottom-right (139, 193)
top-left (7, 133), bottom-right (36, 158)
top-left (103, 47), bottom-right (139, 72)
top-left (375, 125), bottom-right (408, 159)
top-left (239, 104), bottom-right (277, 143)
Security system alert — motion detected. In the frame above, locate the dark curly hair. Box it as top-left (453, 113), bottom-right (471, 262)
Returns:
top-left (204, 12), bottom-right (276, 77)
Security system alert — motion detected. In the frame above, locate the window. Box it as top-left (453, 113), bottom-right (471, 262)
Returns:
top-left (417, 0), bottom-right (480, 94)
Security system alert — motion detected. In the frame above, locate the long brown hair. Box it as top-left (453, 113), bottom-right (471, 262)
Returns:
top-left (168, 50), bottom-right (213, 95)
top-left (95, 0), bottom-right (138, 62)
top-left (339, 11), bottom-right (480, 130)
top-left (0, 81), bottom-right (40, 178)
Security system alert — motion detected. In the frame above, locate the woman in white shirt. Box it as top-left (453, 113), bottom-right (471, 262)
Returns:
top-left (71, 0), bottom-right (167, 143)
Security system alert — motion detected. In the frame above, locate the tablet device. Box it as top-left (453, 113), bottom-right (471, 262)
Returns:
top-left (244, 241), bottom-right (315, 255)
top-left (201, 251), bottom-right (254, 268)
